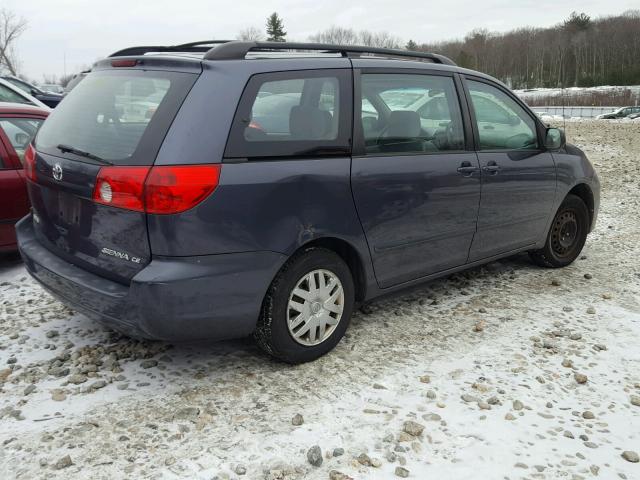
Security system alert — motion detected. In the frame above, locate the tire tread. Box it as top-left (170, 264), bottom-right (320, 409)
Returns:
top-left (254, 246), bottom-right (353, 363)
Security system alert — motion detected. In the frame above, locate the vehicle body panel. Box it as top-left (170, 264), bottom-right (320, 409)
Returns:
top-left (0, 161), bottom-right (27, 251)
top-left (468, 150), bottom-right (557, 260)
top-left (29, 67), bottom-right (200, 281)
top-left (26, 153), bottom-right (152, 283)
top-left (147, 157), bottom-right (370, 260)
top-left (16, 52), bottom-right (600, 343)
top-left (550, 143), bottom-right (600, 231)
top-left (351, 152), bottom-right (481, 287)
top-left (17, 217), bottom-right (286, 341)
top-left (0, 104), bottom-right (48, 251)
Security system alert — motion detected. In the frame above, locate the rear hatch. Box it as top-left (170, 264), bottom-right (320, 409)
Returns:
top-left (29, 63), bottom-right (199, 283)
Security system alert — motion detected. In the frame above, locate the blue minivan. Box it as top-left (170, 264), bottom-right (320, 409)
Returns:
top-left (17, 41), bottom-right (599, 363)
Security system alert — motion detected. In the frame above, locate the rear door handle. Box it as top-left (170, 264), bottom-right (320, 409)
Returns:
top-left (482, 161), bottom-right (501, 174)
top-left (457, 161), bottom-right (480, 176)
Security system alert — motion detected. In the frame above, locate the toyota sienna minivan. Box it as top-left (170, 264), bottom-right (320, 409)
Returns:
top-left (17, 41), bottom-right (600, 363)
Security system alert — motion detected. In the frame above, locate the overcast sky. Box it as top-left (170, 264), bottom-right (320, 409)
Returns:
top-left (4, 0), bottom-right (638, 82)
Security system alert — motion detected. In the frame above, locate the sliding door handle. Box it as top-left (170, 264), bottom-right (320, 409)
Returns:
top-left (482, 161), bottom-right (501, 174)
top-left (457, 161), bottom-right (480, 176)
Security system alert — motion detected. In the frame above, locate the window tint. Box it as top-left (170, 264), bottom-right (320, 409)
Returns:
top-left (246, 77), bottom-right (338, 141)
top-left (467, 80), bottom-right (538, 150)
top-left (0, 118), bottom-right (44, 164)
top-left (35, 70), bottom-right (196, 165)
top-left (360, 74), bottom-right (464, 155)
top-left (226, 70), bottom-right (352, 159)
top-left (0, 83), bottom-right (31, 105)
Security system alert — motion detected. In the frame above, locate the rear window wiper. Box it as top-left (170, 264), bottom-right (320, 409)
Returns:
top-left (56, 144), bottom-right (113, 165)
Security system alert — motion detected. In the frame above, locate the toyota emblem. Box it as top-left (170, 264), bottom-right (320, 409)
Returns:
top-left (52, 164), bottom-right (63, 181)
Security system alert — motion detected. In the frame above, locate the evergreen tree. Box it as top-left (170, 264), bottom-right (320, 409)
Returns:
top-left (563, 11), bottom-right (592, 32)
top-left (266, 12), bottom-right (286, 42)
top-left (405, 39), bottom-right (418, 50)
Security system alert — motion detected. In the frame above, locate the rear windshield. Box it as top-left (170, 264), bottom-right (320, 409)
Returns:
top-left (35, 69), bottom-right (197, 165)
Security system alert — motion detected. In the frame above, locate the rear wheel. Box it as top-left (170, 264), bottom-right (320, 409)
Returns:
top-left (255, 247), bottom-right (355, 363)
top-left (529, 194), bottom-right (589, 268)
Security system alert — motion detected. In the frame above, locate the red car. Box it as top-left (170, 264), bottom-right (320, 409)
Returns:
top-left (0, 103), bottom-right (49, 252)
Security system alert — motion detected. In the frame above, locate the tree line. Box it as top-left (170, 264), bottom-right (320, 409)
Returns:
top-left (243, 11), bottom-right (640, 89)
top-left (410, 11), bottom-right (640, 88)
top-left (3, 8), bottom-right (639, 90)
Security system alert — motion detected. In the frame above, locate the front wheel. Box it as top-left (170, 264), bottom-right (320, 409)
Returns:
top-left (255, 247), bottom-right (355, 363)
top-left (529, 194), bottom-right (589, 268)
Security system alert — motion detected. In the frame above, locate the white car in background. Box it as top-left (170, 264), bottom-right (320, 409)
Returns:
top-left (0, 78), bottom-right (49, 109)
top-left (40, 84), bottom-right (64, 94)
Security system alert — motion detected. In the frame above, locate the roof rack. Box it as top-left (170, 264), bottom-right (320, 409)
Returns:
top-left (109, 40), bottom-right (456, 66)
top-left (203, 41), bottom-right (456, 66)
top-left (108, 40), bottom-right (233, 58)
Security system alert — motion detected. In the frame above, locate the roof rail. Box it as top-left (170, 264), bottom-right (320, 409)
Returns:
top-left (109, 40), bottom-right (233, 58)
top-left (203, 41), bottom-right (456, 66)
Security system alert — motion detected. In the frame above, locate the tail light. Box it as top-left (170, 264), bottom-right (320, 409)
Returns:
top-left (92, 165), bottom-right (221, 214)
top-left (144, 165), bottom-right (221, 214)
top-left (93, 167), bottom-right (149, 211)
top-left (111, 59), bottom-right (139, 67)
top-left (24, 144), bottom-right (37, 182)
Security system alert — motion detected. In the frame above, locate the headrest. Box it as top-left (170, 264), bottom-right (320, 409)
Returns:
top-left (385, 110), bottom-right (421, 138)
top-left (289, 105), bottom-right (332, 139)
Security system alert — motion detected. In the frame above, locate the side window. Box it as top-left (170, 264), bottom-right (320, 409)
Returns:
top-left (225, 70), bottom-right (351, 159)
top-left (467, 80), bottom-right (538, 150)
top-left (360, 73), bottom-right (464, 155)
top-left (0, 118), bottom-right (45, 164)
top-left (0, 84), bottom-right (31, 105)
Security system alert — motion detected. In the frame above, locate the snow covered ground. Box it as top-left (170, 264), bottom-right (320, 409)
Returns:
top-left (1, 121), bottom-right (640, 480)
top-left (514, 85), bottom-right (640, 101)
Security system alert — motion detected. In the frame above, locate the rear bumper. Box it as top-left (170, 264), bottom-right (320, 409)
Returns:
top-left (16, 216), bottom-right (287, 342)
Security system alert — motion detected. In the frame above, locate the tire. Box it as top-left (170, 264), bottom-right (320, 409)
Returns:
top-left (254, 247), bottom-right (355, 364)
top-left (529, 194), bottom-right (589, 268)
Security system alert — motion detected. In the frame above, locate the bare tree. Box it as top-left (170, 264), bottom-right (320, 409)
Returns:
top-left (42, 74), bottom-right (58, 85)
top-left (0, 8), bottom-right (27, 76)
top-left (59, 73), bottom-right (75, 88)
top-left (309, 26), bottom-right (359, 45)
top-left (238, 26), bottom-right (264, 42)
top-left (418, 11), bottom-right (640, 88)
top-left (358, 31), bottom-right (401, 49)
top-left (309, 27), bottom-right (400, 48)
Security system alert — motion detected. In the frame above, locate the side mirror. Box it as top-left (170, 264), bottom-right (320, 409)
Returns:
top-left (545, 127), bottom-right (565, 150)
top-left (508, 115), bottom-right (521, 126)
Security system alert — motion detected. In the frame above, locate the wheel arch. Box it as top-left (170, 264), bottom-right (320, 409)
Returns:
top-left (298, 237), bottom-right (368, 303)
top-left (567, 183), bottom-right (595, 229)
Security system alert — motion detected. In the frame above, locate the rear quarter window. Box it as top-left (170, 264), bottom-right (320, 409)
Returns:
top-left (35, 70), bottom-right (197, 165)
top-left (225, 69), bottom-right (352, 159)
